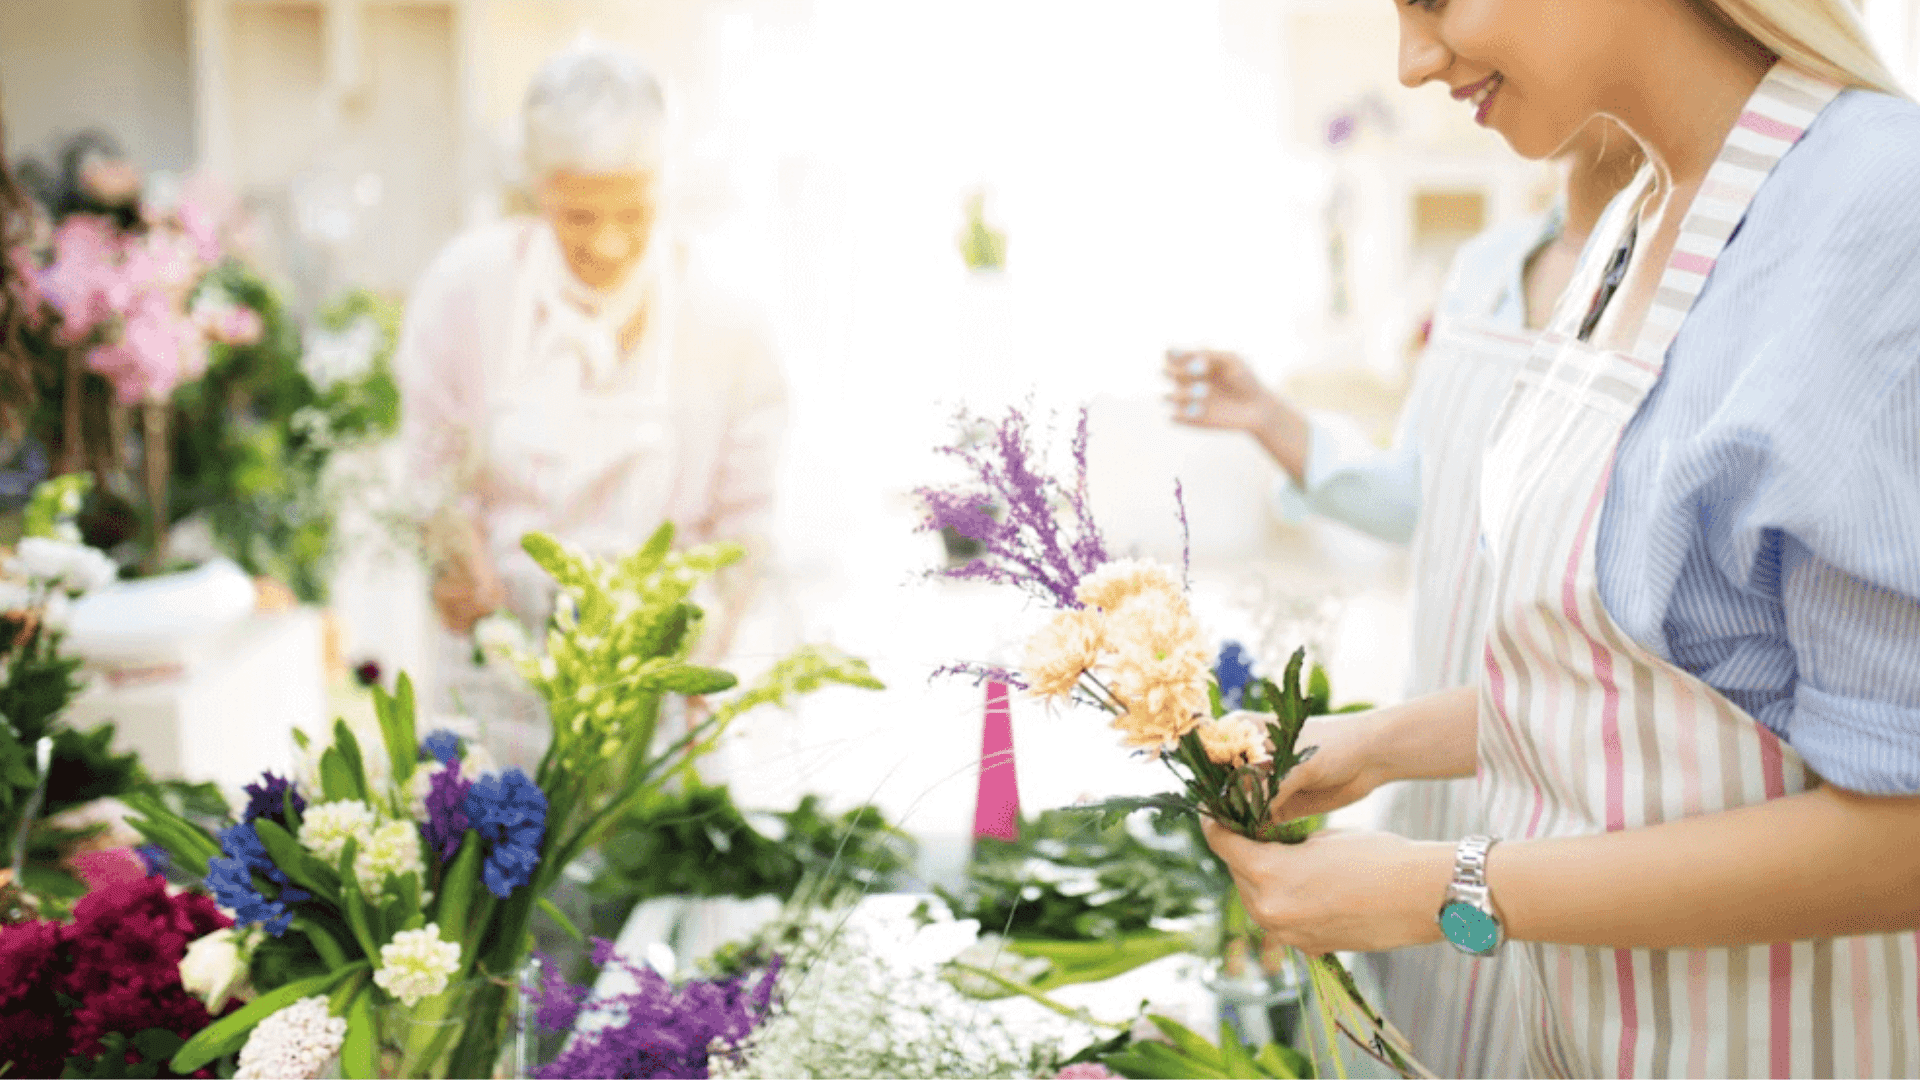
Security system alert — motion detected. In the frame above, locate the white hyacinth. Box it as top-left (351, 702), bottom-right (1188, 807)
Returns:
top-left (354, 818), bottom-right (425, 898)
top-left (234, 995), bottom-right (347, 1080)
top-left (374, 924), bottom-right (462, 1006)
top-left (298, 800), bottom-right (377, 865)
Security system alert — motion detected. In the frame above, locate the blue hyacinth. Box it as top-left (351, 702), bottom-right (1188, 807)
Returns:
top-left (1215, 640), bottom-right (1257, 711)
top-left (464, 768), bottom-right (547, 898)
top-left (419, 729), bottom-right (464, 766)
top-left (205, 822), bottom-right (310, 936)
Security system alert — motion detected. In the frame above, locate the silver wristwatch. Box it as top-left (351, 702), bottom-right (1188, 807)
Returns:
top-left (1436, 835), bottom-right (1505, 958)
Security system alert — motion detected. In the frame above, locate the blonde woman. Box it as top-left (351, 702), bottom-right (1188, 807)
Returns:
top-left (1201, 0), bottom-right (1920, 1076)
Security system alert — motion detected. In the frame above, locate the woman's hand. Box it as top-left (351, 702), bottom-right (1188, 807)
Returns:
top-left (1265, 714), bottom-right (1395, 821)
top-left (431, 544), bottom-right (505, 635)
top-left (1203, 818), bottom-right (1453, 956)
top-left (1164, 349), bottom-right (1278, 433)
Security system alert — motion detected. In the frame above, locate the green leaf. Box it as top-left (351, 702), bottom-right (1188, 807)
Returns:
top-left (319, 748), bottom-right (356, 803)
top-left (253, 819), bottom-right (341, 906)
top-left (538, 896), bottom-right (586, 943)
top-left (1255, 1042), bottom-right (1313, 1079)
top-left (1147, 1014), bottom-right (1226, 1070)
top-left (1219, 1021), bottom-right (1261, 1079)
top-left (129, 1030), bottom-right (184, 1064)
top-left (170, 965), bottom-right (366, 1074)
top-left (645, 664), bottom-right (739, 696)
top-left (296, 918), bottom-right (351, 969)
top-left (1106, 1041), bottom-right (1232, 1080)
top-left (520, 532), bottom-right (568, 576)
top-left (337, 837), bottom-right (379, 959)
top-left (639, 521), bottom-right (675, 563)
top-left (433, 830), bottom-right (482, 959)
top-left (390, 673), bottom-right (418, 785)
top-left (331, 720), bottom-right (368, 799)
top-left (341, 987), bottom-right (376, 1079)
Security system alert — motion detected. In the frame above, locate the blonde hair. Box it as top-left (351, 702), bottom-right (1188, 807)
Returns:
top-left (1702, 0), bottom-right (1908, 98)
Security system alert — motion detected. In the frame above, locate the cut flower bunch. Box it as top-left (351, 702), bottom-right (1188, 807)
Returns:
top-left (921, 404), bottom-right (1433, 1080)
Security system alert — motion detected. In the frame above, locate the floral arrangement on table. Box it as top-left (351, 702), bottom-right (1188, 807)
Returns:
top-left (917, 404), bottom-right (1430, 1080)
top-left (6, 133), bottom-right (251, 566)
top-left (3, 131), bottom-right (402, 596)
top-left (117, 523), bottom-right (884, 1078)
top-left (0, 871), bottom-right (237, 1079)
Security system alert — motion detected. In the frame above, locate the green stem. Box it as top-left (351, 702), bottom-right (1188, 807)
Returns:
top-left (945, 962), bottom-right (1129, 1031)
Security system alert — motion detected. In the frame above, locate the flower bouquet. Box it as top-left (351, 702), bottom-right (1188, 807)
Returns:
top-left (918, 405), bottom-right (1431, 1079)
top-left (119, 522), bottom-right (884, 1078)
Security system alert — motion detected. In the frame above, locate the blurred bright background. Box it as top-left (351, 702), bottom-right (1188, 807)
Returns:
top-left (7, 0), bottom-right (1918, 874)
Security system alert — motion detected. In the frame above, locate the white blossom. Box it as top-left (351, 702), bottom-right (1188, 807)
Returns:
top-left (712, 904), bottom-right (1092, 1079)
top-left (298, 800), bottom-right (377, 865)
top-left (10, 536), bottom-right (118, 594)
top-left (179, 927), bottom-right (257, 1013)
top-left (374, 924), bottom-right (462, 1006)
top-left (234, 995), bottom-right (346, 1080)
top-left (354, 818), bottom-right (425, 898)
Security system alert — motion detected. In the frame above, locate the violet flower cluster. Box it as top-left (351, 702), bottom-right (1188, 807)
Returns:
top-left (241, 771), bottom-right (306, 829)
top-left (915, 404), bottom-right (1109, 610)
top-left (530, 939), bottom-right (782, 1080)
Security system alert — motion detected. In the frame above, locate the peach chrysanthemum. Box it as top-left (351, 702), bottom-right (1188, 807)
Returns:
top-left (1023, 608), bottom-right (1107, 700)
top-left (1104, 593), bottom-right (1211, 750)
top-left (1195, 711), bottom-right (1273, 767)
top-left (1074, 559), bottom-right (1182, 613)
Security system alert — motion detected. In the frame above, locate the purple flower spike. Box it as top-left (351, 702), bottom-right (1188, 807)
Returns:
top-left (915, 403), bottom-right (1110, 611)
top-left (422, 764), bottom-right (474, 863)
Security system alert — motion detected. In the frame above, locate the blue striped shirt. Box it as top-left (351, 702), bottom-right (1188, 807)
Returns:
top-left (1594, 88), bottom-right (1920, 796)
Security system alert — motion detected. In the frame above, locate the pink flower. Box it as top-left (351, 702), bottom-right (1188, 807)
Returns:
top-left (192, 290), bottom-right (264, 346)
top-left (166, 175), bottom-right (232, 266)
top-left (88, 291), bottom-right (208, 404)
top-left (1056, 1064), bottom-right (1116, 1079)
top-left (39, 215), bottom-right (124, 343)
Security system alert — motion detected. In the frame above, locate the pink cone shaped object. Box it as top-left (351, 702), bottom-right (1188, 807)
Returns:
top-left (973, 680), bottom-right (1021, 842)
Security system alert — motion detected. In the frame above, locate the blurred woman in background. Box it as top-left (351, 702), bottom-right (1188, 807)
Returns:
top-left (1166, 115), bottom-right (1641, 1079)
top-left (396, 41), bottom-right (785, 767)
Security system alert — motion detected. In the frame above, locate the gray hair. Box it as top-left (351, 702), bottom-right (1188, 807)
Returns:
top-left (522, 43), bottom-right (668, 177)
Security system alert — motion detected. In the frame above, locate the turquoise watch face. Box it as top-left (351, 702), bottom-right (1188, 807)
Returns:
top-left (1439, 901), bottom-right (1500, 956)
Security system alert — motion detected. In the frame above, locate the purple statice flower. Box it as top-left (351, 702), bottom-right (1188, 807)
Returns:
top-left (526, 953), bottom-right (589, 1034)
top-left (422, 763), bottom-right (475, 863)
top-left (1215, 641), bottom-right (1256, 712)
top-left (928, 661), bottom-right (1030, 691)
top-left (464, 768), bottom-right (546, 898)
top-left (241, 770), bottom-right (306, 828)
top-left (419, 729), bottom-right (463, 766)
top-left (915, 404), bottom-right (1109, 610)
top-left (1327, 113), bottom-right (1357, 147)
top-left (535, 947), bottom-right (783, 1080)
top-left (205, 823), bottom-right (309, 937)
top-left (1173, 478), bottom-right (1191, 591)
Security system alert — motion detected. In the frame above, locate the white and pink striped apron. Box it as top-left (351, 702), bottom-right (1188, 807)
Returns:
top-left (1476, 62), bottom-right (1920, 1079)
top-left (1374, 315), bottom-right (1536, 1079)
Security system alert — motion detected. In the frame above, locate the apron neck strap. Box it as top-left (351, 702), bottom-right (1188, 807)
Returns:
top-left (1627, 62), bottom-right (1841, 362)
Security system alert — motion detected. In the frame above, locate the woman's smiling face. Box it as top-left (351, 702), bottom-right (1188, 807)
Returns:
top-left (1396, 0), bottom-right (1627, 160)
